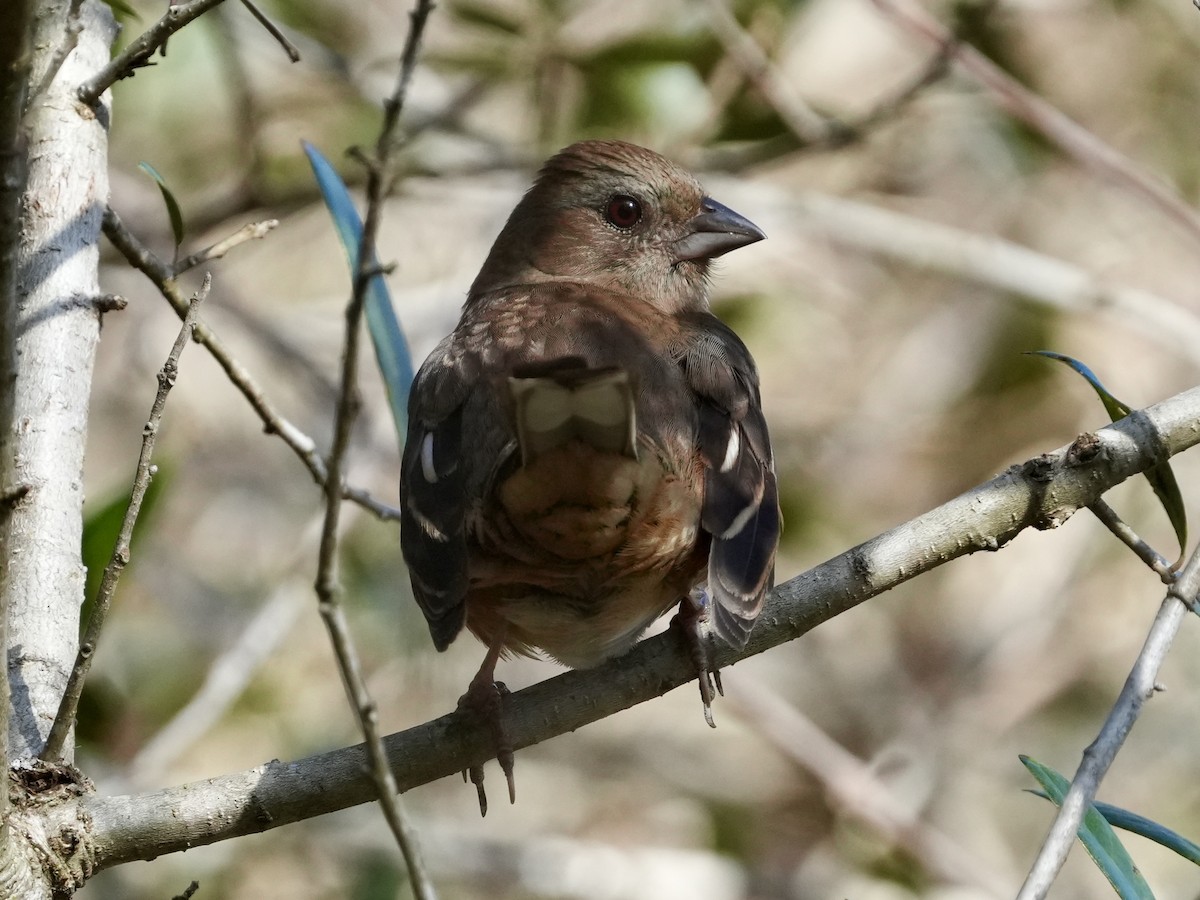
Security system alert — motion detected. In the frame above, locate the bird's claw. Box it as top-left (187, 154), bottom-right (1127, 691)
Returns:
top-left (673, 594), bottom-right (723, 728)
top-left (457, 677), bottom-right (516, 816)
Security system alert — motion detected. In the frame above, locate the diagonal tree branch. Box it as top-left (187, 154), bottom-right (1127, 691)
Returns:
top-left (64, 382), bottom-right (1200, 872)
top-left (101, 206), bottom-right (402, 522)
top-left (78, 0), bottom-right (233, 105)
top-left (1015, 546), bottom-right (1200, 899)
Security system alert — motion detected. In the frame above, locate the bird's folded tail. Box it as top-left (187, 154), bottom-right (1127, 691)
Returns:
top-left (508, 362), bottom-right (638, 464)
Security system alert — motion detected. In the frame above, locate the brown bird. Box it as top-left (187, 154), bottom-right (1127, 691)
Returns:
top-left (400, 140), bottom-right (779, 813)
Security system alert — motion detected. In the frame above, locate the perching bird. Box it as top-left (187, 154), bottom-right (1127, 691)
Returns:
top-left (400, 140), bottom-right (779, 813)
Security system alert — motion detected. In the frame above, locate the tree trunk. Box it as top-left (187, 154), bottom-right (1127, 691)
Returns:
top-left (0, 1), bottom-right (115, 895)
top-left (2, 0), bottom-right (116, 762)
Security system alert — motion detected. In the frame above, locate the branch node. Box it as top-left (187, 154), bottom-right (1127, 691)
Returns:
top-left (92, 293), bottom-right (127, 313)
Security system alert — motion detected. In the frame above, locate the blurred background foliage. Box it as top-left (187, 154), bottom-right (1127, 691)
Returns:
top-left (80, 0), bottom-right (1200, 896)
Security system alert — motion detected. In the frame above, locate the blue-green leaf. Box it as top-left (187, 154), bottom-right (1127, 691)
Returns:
top-left (1094, 801), bottom-right (1200, 866)
top-left (302, 141), bottom-right (413, 444)
top-left (1029, 351), bottom-right (1187, 562)
top-left (1021, 756), bottom-right (1155, 899)
top-left (1030, 792), bottom-right (1200, 866)
top-left (138, 161), bottom-right (185, 253)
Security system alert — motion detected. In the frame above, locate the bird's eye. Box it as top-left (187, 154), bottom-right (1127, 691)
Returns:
top-left (604, 194), bottom-right (642, 229)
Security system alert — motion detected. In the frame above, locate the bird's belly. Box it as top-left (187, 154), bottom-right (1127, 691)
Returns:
top-left (466, 440), bottom-right (705, 666)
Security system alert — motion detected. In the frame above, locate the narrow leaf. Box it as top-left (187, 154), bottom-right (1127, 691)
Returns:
top-left (1021, 756), bottom-right (1155, 900)
top-left (1095, 801), bottom-right (1200, 866)
top-left (302, 141), bottom-right (413, 443)
top-left (138, 161), bottom-right (185, 252)
top-left (1030, 792), bottom-right (1200, 866)
top-left (1029, 351), bottom-right (1187, 560)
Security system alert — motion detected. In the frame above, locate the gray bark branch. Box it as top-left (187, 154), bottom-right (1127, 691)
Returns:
top-left (57, 382), bottom-right (1200, 872)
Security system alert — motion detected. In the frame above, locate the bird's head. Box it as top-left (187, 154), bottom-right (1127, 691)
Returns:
top-left (470, 140), bottom-right (765, 314)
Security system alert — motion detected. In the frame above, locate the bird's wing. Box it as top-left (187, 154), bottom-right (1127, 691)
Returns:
top-left (678, 313), bottom-right (780, 648)
top-left (399, 333), bottom-right (479, 650)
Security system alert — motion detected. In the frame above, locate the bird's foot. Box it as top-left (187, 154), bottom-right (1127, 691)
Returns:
top-left (672, 589), bottom-right (723, 728)
top-left (457, 674), bottom-right (515, 816)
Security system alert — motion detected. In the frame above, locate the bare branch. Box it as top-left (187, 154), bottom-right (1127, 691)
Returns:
top-left (101, 205), bottom-right (402, 521)
top-left (1088, 499), bottom-right (1176, 584)
top-left (312, 1), bottom-right (436, 895)
top-left (77, 382), bottom-right (1200, 871)
top-left (869, 0), bottom-right (1200, 249)
top-left (1015, 545), bottom-right (1200, 899)
top-left (78, 0), bottom-right (233, 105)
top-left (171, 219), bottom-right (278, 276)
top-left (42, 276), bottom-right (209, 763)
top-left (238, 0), bottom-right (300, 63)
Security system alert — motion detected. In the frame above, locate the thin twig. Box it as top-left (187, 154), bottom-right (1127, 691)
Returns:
top-left (1015, 544), bottom-right (1200, 899)
top-left (78, 0), bottom-right (233, 104)
top-left (41, 276), bottom-right (210, 763)
top-left (869, 0), bottom-right (1200, 249)
top-left (239, 0), bottom-right (300, 62)
top-left (312, 1), bottom-right (436, 897)
top-left (171, 218), bottom-right (278, 276)
top-left (1088, 498), bottom-right (1176, 584)
top-left (101, 205), bottom-right (402, 521)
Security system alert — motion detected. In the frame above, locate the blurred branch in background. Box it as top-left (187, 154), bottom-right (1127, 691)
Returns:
top-left (725, 676), bottom-right (1008, 897)
top-left (871, 0), bottom-right (1200, 249)
top-left (767, 188), bottom-right (1200, 367)
top-left (120, 516), bottom-right (328, 790)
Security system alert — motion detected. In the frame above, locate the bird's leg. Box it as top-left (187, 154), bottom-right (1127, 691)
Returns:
top-left (672, 588), bottom-right (723, 728)
top-left (457, 634), bottom-right (516, 815)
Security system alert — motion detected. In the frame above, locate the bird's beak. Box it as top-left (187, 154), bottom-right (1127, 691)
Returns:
top-left (672, 197), bottom-right (766, 263)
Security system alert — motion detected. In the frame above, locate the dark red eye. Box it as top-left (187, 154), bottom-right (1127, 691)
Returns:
top-left (604, 194), bottom-right (642, 229)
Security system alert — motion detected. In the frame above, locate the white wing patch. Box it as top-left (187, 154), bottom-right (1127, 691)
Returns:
top-left (420, 431), bottom-right (438, 483)
top-left (719, 426), bottom-right (741, 474)
top-left (719, 500), bottom-right (758, 540)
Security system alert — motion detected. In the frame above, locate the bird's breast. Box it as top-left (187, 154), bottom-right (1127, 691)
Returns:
top-left (465, 438), bottom-right (706, 667)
